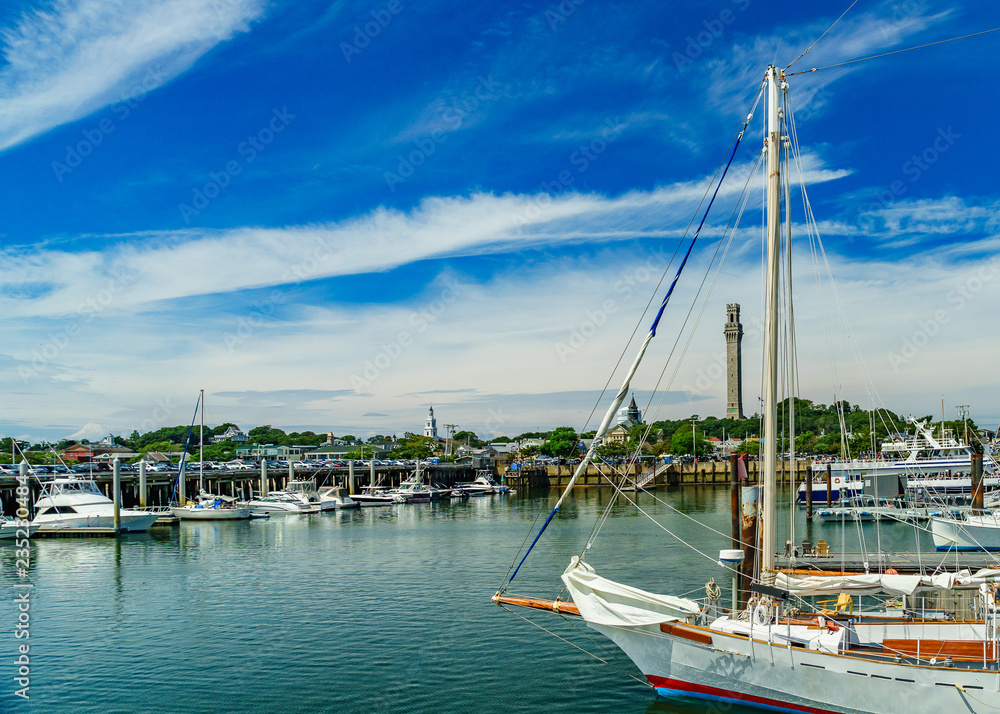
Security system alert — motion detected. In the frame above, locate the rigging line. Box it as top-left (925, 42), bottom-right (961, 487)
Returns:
top-left (787, 26), bottom-right (1000, 76)
top-left (501, 109), bottom-right (755, 592)
top-left (641, 151), bottom-right (764, 431)
top-left (575, 81), bottom-right (766, 439)
top-left (170, 393), bottom-right (202, 504)
top-left (785, 0), bottom-right (858, 70)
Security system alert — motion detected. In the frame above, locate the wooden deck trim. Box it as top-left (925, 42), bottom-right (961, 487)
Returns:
top-left (660, 622), bottom-right (714, 645)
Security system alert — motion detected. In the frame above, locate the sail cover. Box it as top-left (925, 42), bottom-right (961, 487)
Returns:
top-left (774, 569), bottom-right (1000, 597)
top-left (561, 557), bottom-right (700, 626)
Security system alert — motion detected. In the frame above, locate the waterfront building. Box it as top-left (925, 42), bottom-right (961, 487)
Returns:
top-left (211, 426), bottom-right (248, 444)
top-left (615, 395), bottom-right (642, 428)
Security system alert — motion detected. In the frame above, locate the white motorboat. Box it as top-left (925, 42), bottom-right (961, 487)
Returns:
top-left (930, 513), bottom-right (1000, 551)
top-left (33, 477), bottom-right (161, 533)
top-left (284, 478), bottom-right (330, 510)
top-left (454, 473), bottom-right (507, 496)
top-left (318, 486), bottom-right (359, 509)
top-left (351, 485), bottom-right (405, 506)
top-left (0, 517), bottom-right (41, 539)
top-left (246, 492), bottom-right (312, 514)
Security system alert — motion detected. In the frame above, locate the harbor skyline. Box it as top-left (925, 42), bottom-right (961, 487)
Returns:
top-left (1, 1), bottom-right (998, 444)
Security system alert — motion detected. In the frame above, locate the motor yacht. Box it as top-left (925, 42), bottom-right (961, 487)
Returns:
top-left (33, 477), bottom-right (161, 533)
top-left (318, 486), bottom-right (359, 509)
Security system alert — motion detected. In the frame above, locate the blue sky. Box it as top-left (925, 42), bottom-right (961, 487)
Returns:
top-left (0, 0), bottom-right (998, 443)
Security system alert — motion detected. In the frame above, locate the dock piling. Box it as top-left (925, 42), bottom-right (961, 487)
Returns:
top-left (113, 458), bottom-right (121, 534)
top-left (139, 462), bottom-right (147, 508)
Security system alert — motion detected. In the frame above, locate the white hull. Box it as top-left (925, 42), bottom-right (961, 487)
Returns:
top-left (930, 515), bottom-right (1000, 551)
top-left (33, 510), bottom-right (160, 533)
top-left (591, 620), bottom-right (1000, 713)
top-left (171, 505), bottom-right (250, 520)
top-left (0, 521), bottom-right (41, 539)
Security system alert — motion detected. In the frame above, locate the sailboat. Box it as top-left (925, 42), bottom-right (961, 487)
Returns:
top-left (171, 390), bottom-right (249, 521)
top-left (495, 64), bottom-right (1000, 712)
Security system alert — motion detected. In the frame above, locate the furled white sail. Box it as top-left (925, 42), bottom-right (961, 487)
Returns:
top-left (561, 557), bottom-right (700, 626)
top-left (775, 568), bottom-right (1000, 597)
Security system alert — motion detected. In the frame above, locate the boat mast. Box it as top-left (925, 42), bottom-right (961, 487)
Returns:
top-left (761, 65), bottom-right (782, 582)
top-left (199, 389), bottom-right (205, 494)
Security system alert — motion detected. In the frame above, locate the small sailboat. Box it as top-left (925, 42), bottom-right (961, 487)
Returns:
top-left (171, 391), bottom-right (249, 521)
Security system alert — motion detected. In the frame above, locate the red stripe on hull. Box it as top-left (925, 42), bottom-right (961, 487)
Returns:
top-left (646, 675), bottom-right (839, 714)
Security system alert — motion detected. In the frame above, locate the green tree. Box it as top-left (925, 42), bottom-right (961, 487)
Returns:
top-left (518, 445), bottom-right (540, 460)
top-left (540, 427), bottom-right (578, 457)
top-left (453, 430), bottom-right (485, 448)
top-left (596, 441), bottom-right (629, 458)
top-left (670, 424), bottom-right (712, 456)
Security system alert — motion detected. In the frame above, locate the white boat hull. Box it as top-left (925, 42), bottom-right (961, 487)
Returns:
top-left (171, 505), bottom-right (250, 520)
top-left (33, 510), bottom-right (161, 533)
top-left (0, 521), bottom-right (41, 539)
top-left (591, 621), bottom-right (1000, 713)
top-left (930, 515), bottom-right (1000, 551)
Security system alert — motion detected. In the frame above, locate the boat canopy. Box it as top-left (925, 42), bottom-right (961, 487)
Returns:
top-left (561, 557), bottom-right (700, 626)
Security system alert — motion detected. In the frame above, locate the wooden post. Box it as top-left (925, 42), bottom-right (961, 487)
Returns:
top-left (260, 460), bottom-right (268, 497)
top-left (370, 459), bottom-right (376, 488)
top-left (805, 464), bottom-right (813, 520)
top-left (112, 458), bottom-right (121, 534)
top-left (971, 453), bottom-right (985, 515)
top-left (348, 460), bottom-right (355, 495)
top-left (739, 485), bottom-right (759, 610)
top-left (826, 463), bottom-right (832, 506)
top-left (139, 461), bottom-right (147, 508)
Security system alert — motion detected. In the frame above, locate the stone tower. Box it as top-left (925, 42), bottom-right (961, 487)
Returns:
top-left (424, 405), bottom-right (439, 439)
top-left (724, 304), bottom-right (744, 419)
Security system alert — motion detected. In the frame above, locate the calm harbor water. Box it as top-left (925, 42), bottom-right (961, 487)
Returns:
top-left (3, 486), bottom-right (934, 713)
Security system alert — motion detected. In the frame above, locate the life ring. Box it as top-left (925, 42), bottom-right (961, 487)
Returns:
top-left (834, 477), bottom-right (841, 484)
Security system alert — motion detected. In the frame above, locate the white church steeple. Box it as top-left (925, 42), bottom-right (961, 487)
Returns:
top-left (424, 405), bottom-right (438, 439)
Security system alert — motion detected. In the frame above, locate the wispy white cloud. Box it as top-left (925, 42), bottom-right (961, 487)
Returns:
top-left (0, 150), bottom-right (849, 320)
top-left (0, 0), bottom-right (265, 151)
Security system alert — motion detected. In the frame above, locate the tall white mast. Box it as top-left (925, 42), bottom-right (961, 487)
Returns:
top-left (761, 65), bottom-right (782, 581)
top-left (199, 389), bottom-right (205, 494)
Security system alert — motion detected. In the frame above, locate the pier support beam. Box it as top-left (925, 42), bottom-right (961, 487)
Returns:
top-left (178, 462), bottom-right (186, 504)
top-left (825, 463), bottom-right (832, 507)
top-left (113, 458), bottom-right (121, 534)
top-left (260, 461), bottom-right (268, 497)
top-left (287, 460), bottom-right (294, 489)
top-left (370, 459), bottom-right (376, 488)
top-left (348, 460), bottom-right (355, 495)
top-left (139, 461), bottom-right (147, 508)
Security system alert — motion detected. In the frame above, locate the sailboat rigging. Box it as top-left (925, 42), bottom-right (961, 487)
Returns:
top-left (495, 59), bottom-right (1000, 713)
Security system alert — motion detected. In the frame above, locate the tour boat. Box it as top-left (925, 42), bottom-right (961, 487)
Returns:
top-left (33, 476), bottom-right (160, 533)
top-left (495, 62), bottom-right (1000, 712)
